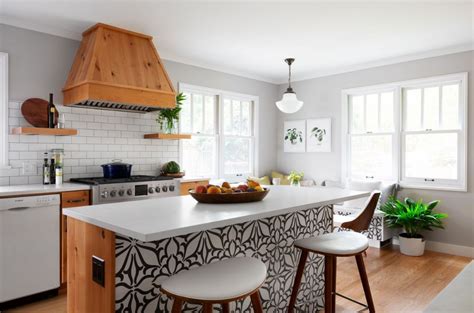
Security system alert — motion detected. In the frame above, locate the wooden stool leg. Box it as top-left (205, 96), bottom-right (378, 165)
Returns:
top-left (331, 256), bottom-right (337, 310)
top-left (171, 298), bottom-right (183, 313)
top-left (221, 302), bottom-right (230, 313)
top-left (355, 254), bottom-right (375, 313)
top-left (202, 303), bottom-right (213, 313)
top-left (288, 249), bottom-right (308, 313)
top-left (324, 255), bottom-right (335, 313)
top-left (250, 290), bottom-right (264, 313)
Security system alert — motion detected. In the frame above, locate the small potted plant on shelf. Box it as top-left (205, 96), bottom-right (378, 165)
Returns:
top-left (288, 171), bottom-right (304, 187)
top-left (381, 197), bottom-right (448, 256)
top-left (156, 92), bottom-right (186, 134)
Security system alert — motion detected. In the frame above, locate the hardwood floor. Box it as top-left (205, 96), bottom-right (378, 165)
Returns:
top-left (4, 246), bottom-right (471, 313)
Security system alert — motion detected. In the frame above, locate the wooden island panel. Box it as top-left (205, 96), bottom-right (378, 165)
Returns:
top-left (67, 217), bottom-right (115, 313)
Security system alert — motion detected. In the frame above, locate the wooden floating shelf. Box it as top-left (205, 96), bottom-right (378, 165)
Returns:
top-left (144, 133), bottom-right (192, 140)
top-left (12, 127), bottom-right (78, 136)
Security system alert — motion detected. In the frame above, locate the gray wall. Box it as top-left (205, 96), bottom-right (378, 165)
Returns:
top-left (277, 51), bottom-right (474, 248)
top-left (0, 24), bottom-right (278, 177)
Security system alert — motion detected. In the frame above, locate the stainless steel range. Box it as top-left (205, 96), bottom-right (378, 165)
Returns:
top-left (70, 175), bottom-right (179, 204)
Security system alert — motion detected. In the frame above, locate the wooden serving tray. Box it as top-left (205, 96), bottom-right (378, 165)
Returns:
top-left (189, 189), bottom-right (270, 204)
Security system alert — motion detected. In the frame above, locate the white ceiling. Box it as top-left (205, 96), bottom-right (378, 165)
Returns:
top-left (1, 1), bottom-right (473, 83)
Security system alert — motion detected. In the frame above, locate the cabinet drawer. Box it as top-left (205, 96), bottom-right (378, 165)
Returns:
top-left (61, 190), bottom-right (90, 208)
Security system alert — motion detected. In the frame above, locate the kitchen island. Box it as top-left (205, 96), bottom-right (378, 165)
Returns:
top-left (64, 186), bottom-right (369, 313)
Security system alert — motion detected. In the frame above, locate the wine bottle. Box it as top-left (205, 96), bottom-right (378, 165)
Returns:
top-left (43, 153), bottom-right (50, 185)
top-left (48, 93), bottom-right (56, 128)
top-left (50, 157), bottom-right (56, 184)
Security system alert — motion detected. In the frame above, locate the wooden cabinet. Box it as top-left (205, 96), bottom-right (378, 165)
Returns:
top-left (180, 180), bottom-right (209, 195)
top-left (61, 190), bottom-right (90, 284)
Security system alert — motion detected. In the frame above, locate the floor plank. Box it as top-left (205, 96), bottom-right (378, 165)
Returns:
top-left (4, 246), bottom-right (472, 313)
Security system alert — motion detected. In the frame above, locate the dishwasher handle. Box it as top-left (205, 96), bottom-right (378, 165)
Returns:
top-left (7, 206), bottom-right (33, 211)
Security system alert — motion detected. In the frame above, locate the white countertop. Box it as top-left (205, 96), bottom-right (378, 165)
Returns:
top-left (64, 186), bottom-right (369, 242)
top-left (0, 183), bottom-right (91, 198)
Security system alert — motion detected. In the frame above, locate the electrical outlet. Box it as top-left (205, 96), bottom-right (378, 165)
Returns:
top-left (92, 256), bottom-right (105, 287)
top-left (22, 162), bottom-right (37, 175)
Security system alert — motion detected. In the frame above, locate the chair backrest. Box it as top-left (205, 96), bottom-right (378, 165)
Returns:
top-left (340, 191), bottom-right (381, 232)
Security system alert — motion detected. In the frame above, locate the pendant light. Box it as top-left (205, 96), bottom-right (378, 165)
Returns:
top-left (276, 58), bottom-right (303, 113)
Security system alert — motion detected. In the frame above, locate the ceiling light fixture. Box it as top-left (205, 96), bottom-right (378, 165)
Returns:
top-left (276, 58), bottom-right (303, 114)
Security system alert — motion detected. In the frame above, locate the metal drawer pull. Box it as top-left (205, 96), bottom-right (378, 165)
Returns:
top-left (424, 178), bottom-right (435, 182)
top-left (67, 198), bottom-right (85, 203)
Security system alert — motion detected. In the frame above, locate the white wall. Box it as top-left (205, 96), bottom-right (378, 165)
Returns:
top-left (277, 51), bottom-right (474, 248)
top-left (0, 24), bottom-right (278, 181)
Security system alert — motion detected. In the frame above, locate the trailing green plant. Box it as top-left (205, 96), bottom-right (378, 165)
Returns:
top-left (288, 171), bottom-right (304, 185)
top-left (381, 197), bottom-right (448, 238)
top-left (156, 92), bottom-right (186, 133)
top-left (285, 128), bottom-right (303, 145)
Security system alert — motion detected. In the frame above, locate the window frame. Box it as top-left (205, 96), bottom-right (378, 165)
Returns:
top-left (178, 83), bottom-right (259, 181)
top-left (0, 52), bottom-right (9, 169)
top-left (342, 72), bottom-right (468, 192)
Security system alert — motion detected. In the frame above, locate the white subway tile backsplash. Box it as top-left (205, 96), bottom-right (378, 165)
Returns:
top-left (3, 101), bottom-right (178, 185)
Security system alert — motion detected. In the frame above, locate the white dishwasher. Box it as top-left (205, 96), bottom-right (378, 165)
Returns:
top-left (0, 194), bottom-right (60, 307)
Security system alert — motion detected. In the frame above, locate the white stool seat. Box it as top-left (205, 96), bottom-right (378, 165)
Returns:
top-left (161, 257), bottom-right (267, 301)
top-left (295, 232), bottom-right (369, 255)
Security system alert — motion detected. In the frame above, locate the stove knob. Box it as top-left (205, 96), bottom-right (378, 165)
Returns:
top-left (101, 191), bottom-right (108, 198)
top-left (148, 187), bottom-right (154, 194)
top-left (162, 186), bottom-right (168, 192)
top-left (110, 190), bottom-right (117, 197)
top-left (169, 185), bottom-right (175, 192)
top-left (155, 186), bottom-right (161, 193)
top-left (118, 190), bottom-right (125, 197)
top-left (127, 189), bottom-right (133, 196)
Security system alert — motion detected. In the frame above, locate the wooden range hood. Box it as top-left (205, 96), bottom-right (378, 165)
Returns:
top-left (62, 23), bottom-right (176, 113)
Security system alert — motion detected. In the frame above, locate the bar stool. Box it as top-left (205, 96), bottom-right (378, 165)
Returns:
top-left (161, 257), bottom-right (267, 313)
top-left (288, 191), bottom-right (381, 313)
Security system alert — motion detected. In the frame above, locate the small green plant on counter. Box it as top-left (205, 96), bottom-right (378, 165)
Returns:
top-left (288, 171), bottom-right (304, 186)
top-left (381, 197), bottom-right (448, 238)
top-left (284, 128), bottom-right (303, 145)
top-left (156, 92), bottom-right (186, 133)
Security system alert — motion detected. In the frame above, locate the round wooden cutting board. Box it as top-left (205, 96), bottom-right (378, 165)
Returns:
top-left (21, 98), bottom-right (59, 128)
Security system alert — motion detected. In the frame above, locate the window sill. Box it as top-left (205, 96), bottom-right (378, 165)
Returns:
top-left (399, 183), bottom-right (467, 193)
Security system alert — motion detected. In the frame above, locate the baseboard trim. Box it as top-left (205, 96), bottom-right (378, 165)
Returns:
top-left (392, 237), bottom-right (474, 258)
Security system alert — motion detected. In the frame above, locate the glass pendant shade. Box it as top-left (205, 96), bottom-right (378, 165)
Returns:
top-left (276, 92), bottom-right (303, 114)
top-left (276, 58), bottom-right (303, 113)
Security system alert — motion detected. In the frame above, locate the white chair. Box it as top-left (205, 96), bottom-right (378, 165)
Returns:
top-left (161, 257), bottom-right (267, 313)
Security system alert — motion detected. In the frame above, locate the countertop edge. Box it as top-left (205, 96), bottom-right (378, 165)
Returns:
top-left (0, 183), bottom-right (91, 198)
top-left (64, 191), bottom-right (371, 242)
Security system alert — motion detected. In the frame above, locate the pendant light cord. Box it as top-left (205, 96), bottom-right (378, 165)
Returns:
top-left (288, 62), bottom-right (292, 89)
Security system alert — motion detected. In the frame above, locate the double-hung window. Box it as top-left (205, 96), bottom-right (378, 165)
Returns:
top-left (347, 89), bottom-right (398, 181)
top-left (179, 83), bottom-right (258, 180)
top-left (342, 73), bottom-right (467, 191)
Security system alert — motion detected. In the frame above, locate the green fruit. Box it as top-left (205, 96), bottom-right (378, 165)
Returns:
top-left (164, 161), bottom-right (180, 174)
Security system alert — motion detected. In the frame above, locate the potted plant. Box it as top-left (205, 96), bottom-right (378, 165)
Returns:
top-left (288, 171), bottom-right (304, 187)
top-left (381, 197), bottom-right (448, 256)
top-left (156, 93), bottom-right (186, 134)
top-left (284, 128), bottom-right (303, 145)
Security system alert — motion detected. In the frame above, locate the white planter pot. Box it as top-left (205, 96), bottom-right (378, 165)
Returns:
top-left (399, 234), bottom-right (425, 256)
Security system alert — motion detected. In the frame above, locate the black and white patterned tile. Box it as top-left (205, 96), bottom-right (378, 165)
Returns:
top-left (115, 205), bottom-right (333, 312)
